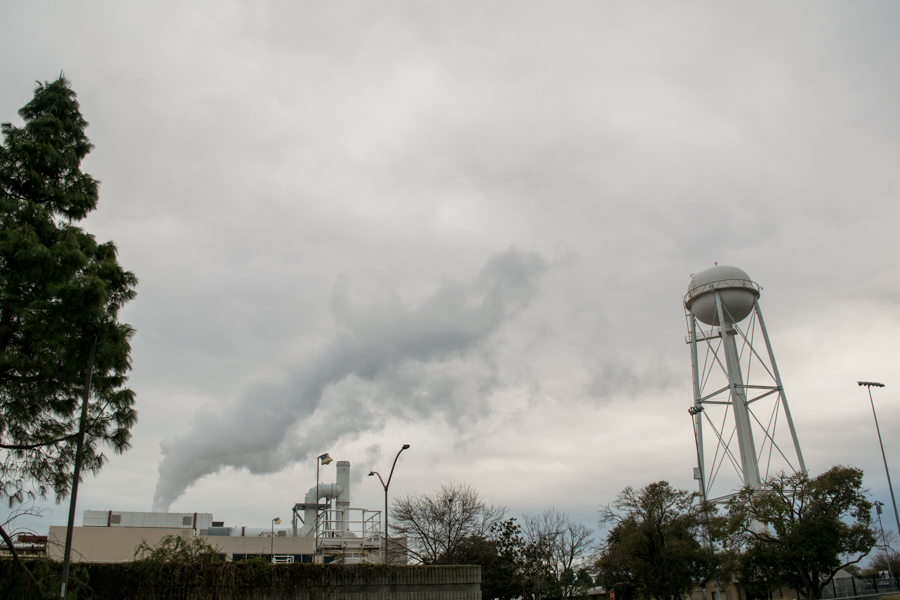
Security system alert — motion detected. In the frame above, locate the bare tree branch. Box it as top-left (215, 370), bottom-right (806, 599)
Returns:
top-left (390, 482), bottom-right (506, 564)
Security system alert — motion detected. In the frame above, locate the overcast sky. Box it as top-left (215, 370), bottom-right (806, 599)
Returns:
top-left (2, 1), bottom-right (899, 539)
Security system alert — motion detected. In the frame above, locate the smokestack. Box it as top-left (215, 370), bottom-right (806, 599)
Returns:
top-left (336, 461), bottom-right (350, 531)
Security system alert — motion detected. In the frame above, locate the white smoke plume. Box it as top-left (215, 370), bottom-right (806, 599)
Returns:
top-left (152, 248), bottom-right (548, 511)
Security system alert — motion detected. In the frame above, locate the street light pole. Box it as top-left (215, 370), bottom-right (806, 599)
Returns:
top-left (859, 381), bottom-right (900, 550)
top-left (60, 323), bottom-right (99, 600)
top-left (315, 453), bottom-right (333, 563)
top-left (368, 443), bottom-right (410, 563)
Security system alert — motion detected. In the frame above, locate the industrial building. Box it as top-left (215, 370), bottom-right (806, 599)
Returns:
top-left (48, 460), bottom-right (401, 564)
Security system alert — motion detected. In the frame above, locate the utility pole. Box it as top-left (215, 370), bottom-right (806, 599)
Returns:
top-left (60, 323), bottom-right (98, 600)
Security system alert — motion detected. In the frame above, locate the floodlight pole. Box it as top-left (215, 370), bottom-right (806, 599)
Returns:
top-left (859, 381), bottom-right (900, 550)
top-left (369, 443), bottom-right (410, 563)
top-left (271, 517), bottom-right (281, 559)
top-left (315, 453), bottom-right (332, 563)
top-left (60, 323), bottom-right (98, 600)
top-left (874, 502), bottom-right (894, 583)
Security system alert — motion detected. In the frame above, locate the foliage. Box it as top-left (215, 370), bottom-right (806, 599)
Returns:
top-left (488, 518), bottom-right (529, 599)
top-left (441, 534), bottom-right (520, 600)
top-left (0, 558), bottom-right (57, 600)
top-left (436, 517), bottom-right (528, 600)
top-left (724, 466), bottom-right (876, 600)
top-left (134, 533), bottom-right (224, 563)
top-left (595, 481), bottom-right (711, 600)
top-left (0, 74), bottom-right (137, 590)
top-left (0, 75), bottom-right (137, 507)
top-left (391, 481), bottom-right (506, 564)
top-left (432, 514), bottom-right (592, 600)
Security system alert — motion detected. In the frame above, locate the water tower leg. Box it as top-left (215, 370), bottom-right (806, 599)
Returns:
top-left (688, 310), bottom-right (707, 501)
top-left (716, 293), bottom-right (761, 489)
top-left (754, 299), bottom-right (806, 475)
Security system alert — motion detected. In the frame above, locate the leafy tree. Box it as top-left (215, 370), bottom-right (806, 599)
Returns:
top-left (0, 76), bottom-right (137, 557)
top-left (724, 466), bottom-right (876, 600)
top-left (438, 517), bottom-right (545, 600)
top-left (487, 518), bottom-right (528, 599)
top-left (391, 481), bottom-right (506, 564)
top-left (596, 481), bottom-right (711, 600)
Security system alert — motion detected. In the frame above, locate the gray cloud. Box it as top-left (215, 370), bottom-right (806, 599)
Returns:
top-left (1, 1), bottom-right (898, 532)
top-left (152, 248), bottom-right (548, 511)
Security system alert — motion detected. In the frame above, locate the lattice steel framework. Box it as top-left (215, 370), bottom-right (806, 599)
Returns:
top-left (684, 270), bottom-right (806, 504)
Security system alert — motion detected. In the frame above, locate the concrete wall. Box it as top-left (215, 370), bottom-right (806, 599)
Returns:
top-left (48, 526), bottom-right (192, 562)
top-left (321, 565), bottom-right (481, 599)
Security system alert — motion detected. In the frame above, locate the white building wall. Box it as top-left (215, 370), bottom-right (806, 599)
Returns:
top-left (48, 526), bottom-right (192, 563)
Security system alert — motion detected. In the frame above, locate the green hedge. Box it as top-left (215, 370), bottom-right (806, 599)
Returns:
top-left (0, 560), bottom-right (420, 600)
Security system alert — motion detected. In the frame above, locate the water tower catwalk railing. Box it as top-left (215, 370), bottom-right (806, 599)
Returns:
top-left (684, 266), bottom-right (806, 505)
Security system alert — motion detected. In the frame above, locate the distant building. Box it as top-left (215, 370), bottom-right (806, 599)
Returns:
top-left (47, 460), bottom-right (405, 564)
top-left (47, 508), bottom-right (394, 564)
top-left (0, 534), bottom-right (48, 559)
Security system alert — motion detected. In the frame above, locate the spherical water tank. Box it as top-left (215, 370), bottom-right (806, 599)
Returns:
top-left (685, 265), bottom-right (759, 326)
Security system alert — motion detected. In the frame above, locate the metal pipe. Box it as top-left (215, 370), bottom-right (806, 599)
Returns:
top-left (300, 483), bottom-right (342, 536)
top-left (875, 501), bottom-right (894, 583)
top-left (60, 323), bottom-right (98, 600)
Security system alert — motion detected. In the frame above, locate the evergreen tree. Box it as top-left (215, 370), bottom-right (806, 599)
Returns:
top-left (596, 481), bottom-right (712, 600)
top-left (0, 76), bottom-right (137, 513)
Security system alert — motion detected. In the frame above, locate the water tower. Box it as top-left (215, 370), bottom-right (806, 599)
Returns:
top-left (684, 266), bottom-right (806, 503)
